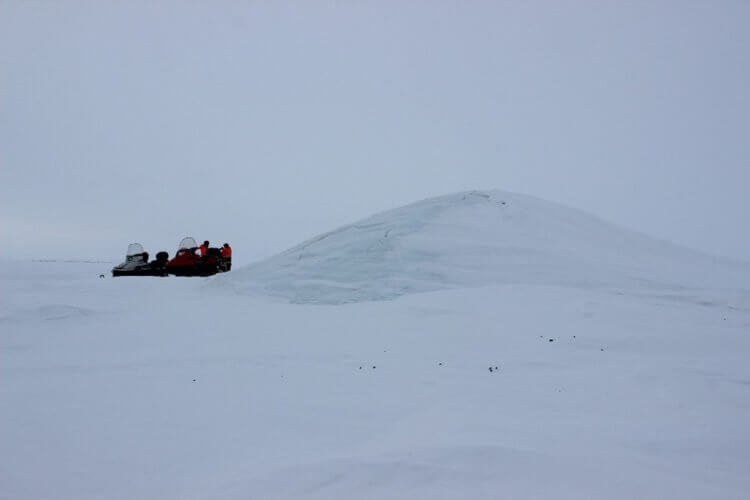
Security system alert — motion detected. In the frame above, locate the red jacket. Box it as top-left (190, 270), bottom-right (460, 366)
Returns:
top-left (221, 246), bottom-right (232, 258)
top-left (199, 244), bottom-right (208, 256)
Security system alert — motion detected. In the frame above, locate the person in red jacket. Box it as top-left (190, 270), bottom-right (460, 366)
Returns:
top-left (199, 240), bottom-right (209, 257)
top-left (221, 243), bottom-right (232, 271)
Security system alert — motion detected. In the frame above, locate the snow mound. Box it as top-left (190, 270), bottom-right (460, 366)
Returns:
top-left (226, 190), bottom-right (748, 304)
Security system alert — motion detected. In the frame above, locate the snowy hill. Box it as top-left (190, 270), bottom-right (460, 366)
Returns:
top-left (3, 192), bottom-right (750, 500)
top-left (226, 190), bottom-right (747, 303)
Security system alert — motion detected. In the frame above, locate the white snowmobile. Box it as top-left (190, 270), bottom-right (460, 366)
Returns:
top-left (111, 243), bottom-right (169, 277)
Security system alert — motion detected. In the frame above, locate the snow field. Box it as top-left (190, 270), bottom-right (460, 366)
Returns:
top-left (2, 261), bottom-right (750, 499)
top-left (2, 190), bottom-right (750, 499)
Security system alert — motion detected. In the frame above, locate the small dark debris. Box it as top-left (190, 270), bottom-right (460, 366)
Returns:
top-left (99, 274), bottom-right (105, 278)
top-left (495, 366), bottom-right (499, 370)
top-left (192, 379), bottom-right (196, 382)
top-left (359, 366), bottom-right (362, 370)
top-left (489, 367), bottom-right (493, 372)
top-left (372, 366), bottom-right (376, 369)
top-left (549, 339), bottom-right (554, 343)
top-left (600, 348), bottom-right (605, 352)
top-left (438, 362), bottom-right (443, 366)
top-left (573, 335), bottom-right (576, 339)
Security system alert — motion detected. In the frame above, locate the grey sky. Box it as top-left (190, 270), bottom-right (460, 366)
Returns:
top-left (2, 1), bottom-right (749, 264)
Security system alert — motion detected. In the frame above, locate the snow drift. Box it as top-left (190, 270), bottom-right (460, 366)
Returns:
top-left (226, 190), bottom-right (748, 303)
top-left (4, 194), bottom-right (750, 500)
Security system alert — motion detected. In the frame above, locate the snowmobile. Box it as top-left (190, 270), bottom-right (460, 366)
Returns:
top-left (166, 237), bottom-right (226, 277)
top-left (111, 243), bottom-right (169, 277)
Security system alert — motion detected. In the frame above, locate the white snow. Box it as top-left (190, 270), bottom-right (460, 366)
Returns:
top-left (2, 190), bottom-right (750, 499)
top-left (225, 190), bottom-right (749, 303)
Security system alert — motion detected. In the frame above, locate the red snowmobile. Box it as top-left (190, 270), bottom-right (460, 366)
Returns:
top-left (166, 237), bottom-right (228, 277)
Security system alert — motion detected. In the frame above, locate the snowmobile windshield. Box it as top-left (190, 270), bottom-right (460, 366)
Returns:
top-left (126, 243), bottom-right (145, 257)
top-left (178, 237), bottom-right (198, 250)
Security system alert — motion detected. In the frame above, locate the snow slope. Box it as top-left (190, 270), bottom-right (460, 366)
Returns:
top-left (225, 190), bottom-right (747, 304)
top-left (2, 191), bottom-right (750, 500)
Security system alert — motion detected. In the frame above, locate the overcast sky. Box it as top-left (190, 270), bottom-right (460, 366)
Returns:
top-left (2, 0), bottom-right (749, 264)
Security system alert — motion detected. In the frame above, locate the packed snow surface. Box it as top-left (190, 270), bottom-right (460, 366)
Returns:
top-left (226, 190), bottom-right (747, 303)
top-left (2, 191), bottom-right (750, 500)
